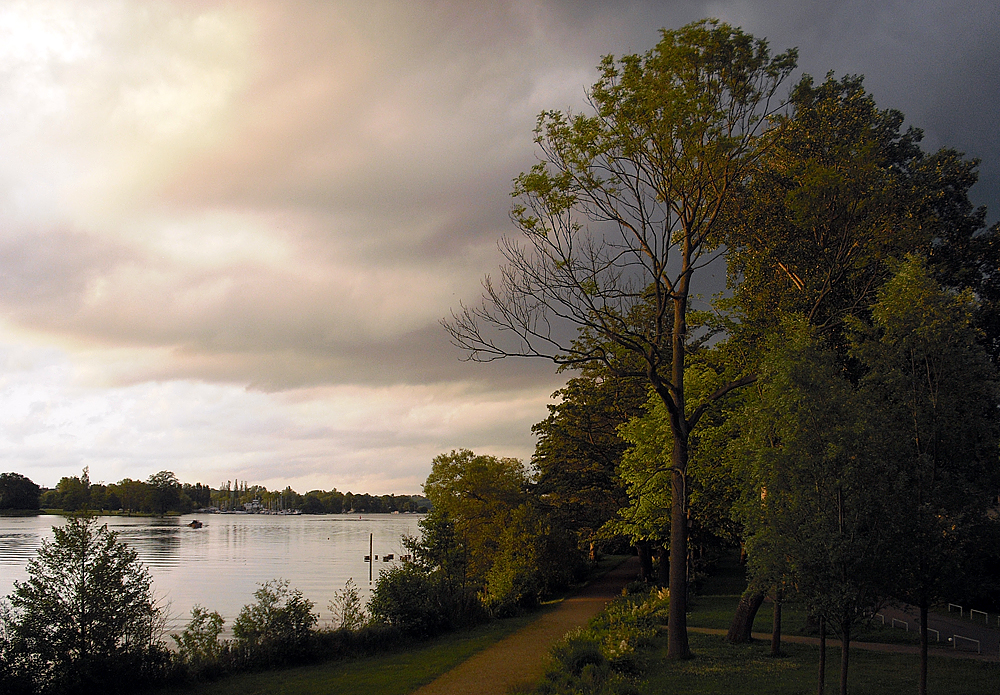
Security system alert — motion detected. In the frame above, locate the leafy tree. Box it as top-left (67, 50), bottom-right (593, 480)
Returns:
top-left (182, 483), bottom-right (213, 509)
top-left (423, 449), bottom-right (531, 592)
top-left (233, 579), bottom-right (317, 648)
top-left (726, 73), bottom-right (925, 345)
top-left (47, 469), bottom-right (91, 512)
top-left (732, 319), bottom-right (903, 695)
top-left (367, 562), bottom-right (451, 636)
top-left (2, 516), bottom-right (166, 693)
top-left (851, 256), bottom-right (1000, 695)
top-left (415, 450), bottom-right (580, 617)
top-left (328, 579), bottom-right (366, 631)
top-left (111, 478), bottom-right (149, 514)
top-left (0, 473), bottom-right (41, 511)
top-left (722, 71), bottom-right (999, 649)
top-left (301, 494), bottom-right (326, 514)
top-left (445, 20), bottom-right (797, 657)
top-left (172, 605), bottom-right (225, 672)
top-left (532, 370), bottom-right (646, 557)
top-left (146, 471), bottom-right (181, 516)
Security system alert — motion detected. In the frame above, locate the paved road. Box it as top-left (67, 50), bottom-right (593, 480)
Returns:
top-left (410, 556), bottom-right (642, 695)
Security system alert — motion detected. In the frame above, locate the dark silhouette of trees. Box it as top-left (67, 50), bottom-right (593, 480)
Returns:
top-left (0, 473), bottom-right (41, 511)
top-left (532, 369), bottom-right (646, 557)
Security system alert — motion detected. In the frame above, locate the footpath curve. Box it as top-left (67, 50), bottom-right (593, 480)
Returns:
top-left (410, 556), bottom-right (641, 695)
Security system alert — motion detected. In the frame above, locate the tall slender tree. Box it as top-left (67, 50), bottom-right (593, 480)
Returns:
top-left (445, 19), bottom-right (796, 657)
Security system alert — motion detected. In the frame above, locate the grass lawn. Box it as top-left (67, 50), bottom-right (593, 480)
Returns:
top-left (640, 631), bottom-right (1000, 695)
top-left (641, 554), bottom-right (999, 694)
top-left (145, 613), bottom-right (538, 695)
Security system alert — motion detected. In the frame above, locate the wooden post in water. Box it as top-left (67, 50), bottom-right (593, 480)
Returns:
top-left (369, 533), bottom-right (373, 585)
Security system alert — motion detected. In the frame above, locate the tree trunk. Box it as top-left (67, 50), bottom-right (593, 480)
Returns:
top-left (637, 541), bottom-right (653, 582)
top-left (667, 437), bottom-right (691, 658)
top-left (771, 591), bottom-right (782, 657)
top-left (919, 601), bottom-right (928, 695)
top-left (817, 616), bottom-right (826, 695)
top-left (839, 620), bottom-right (850, 695)
top-left (656, 545), bottom-right (669, 586)
top-left (727, 589), bottom-right (766, 643)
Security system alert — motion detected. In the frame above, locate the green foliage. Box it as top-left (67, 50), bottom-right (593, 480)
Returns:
top-left (2, 516), bottom-right (168, 694)
top-left (531, 587), bottom-right (668, 695)
top-left (172, 605), bottom-right (225, 676)
top-left (233, 579), bottom-right (318, 648)
top-left (726, 73), bottom-right (927, 340)
top-left (0, 473), bottom-right (41, 511)
top-left (851, 256), bottom-right (1000, 690)
top-left (147, 470), bottom-right (182, 516)
top-left (420, 450), bottom-right (582, 616)
top-left (733, 319), bottom-right (897, 620)
top-left (532, 371), bottom-right (646, 553)
top-left (609, 346), bottom-right (743, 554)
top-left (328, 579), bottom-right (366, 631)
top-left (479, 503), bottom-right (579, 616)
top-left (366, 563), bottom-right (453, 636)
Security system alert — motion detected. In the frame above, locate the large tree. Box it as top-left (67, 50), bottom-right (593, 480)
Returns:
top-left (0, 473), bottom-right (41, 511)
top-left (445, 19), bottom-right (796, 658)
top-left (722, 72), bottom-right (999, 648)
top-left (732, 319), bottom-right (902, 695)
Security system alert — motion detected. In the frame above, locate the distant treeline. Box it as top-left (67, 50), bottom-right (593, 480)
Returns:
top-left (0, 468), bottom-right (428, 515)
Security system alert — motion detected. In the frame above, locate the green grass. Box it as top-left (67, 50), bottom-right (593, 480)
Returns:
top-left (640, 631), bottom-right (1000, 695)
top-left (642, 554), bottom-right (996, 694)
top-left (145, 614), bottom-right (538, 695)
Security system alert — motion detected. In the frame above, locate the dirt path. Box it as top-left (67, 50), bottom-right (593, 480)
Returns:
top-left (410, 556), bottom-right (641, 695)
top-left (688, 627), bottom-right (1000, 662)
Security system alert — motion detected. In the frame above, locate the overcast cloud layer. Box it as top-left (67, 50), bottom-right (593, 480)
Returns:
top-left (1, 1), bottom-right (997, 493)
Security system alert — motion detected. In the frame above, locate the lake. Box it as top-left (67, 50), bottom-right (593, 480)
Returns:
top-left (0, 513), bottom-right (423, 635)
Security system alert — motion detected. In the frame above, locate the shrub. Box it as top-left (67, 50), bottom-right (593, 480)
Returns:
top-left (233, 579), bottom-right (317, 647)
top-left (367, 564), bottom-right (445, 636)
top-left (530, 586), bottom-right (667, 695)
top-left (172, 605), bottom-right (225, 676)
top-left (328, 578), bottom-right (366, 631)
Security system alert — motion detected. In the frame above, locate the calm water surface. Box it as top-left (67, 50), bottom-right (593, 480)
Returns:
top-left (0, 513), bottom-right (422, 633)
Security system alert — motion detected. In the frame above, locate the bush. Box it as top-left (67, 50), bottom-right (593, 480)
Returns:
top-left (529, 586), bottom-right (668, 695)
top-left (367, 564), bottom-right (447, 636)
top-left (172, 605), bottom-right (225, 677)
top-left (328, 578), bottom-right (366, 631)
top-left (233, 579), bottom-right (317, 648)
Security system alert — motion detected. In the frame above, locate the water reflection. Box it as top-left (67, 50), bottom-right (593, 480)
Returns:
top-left (0, 513), bottom-right (422, 634)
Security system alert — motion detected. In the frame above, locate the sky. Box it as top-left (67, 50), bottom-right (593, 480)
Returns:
top-left (1, 0), bottom-right (997, 494)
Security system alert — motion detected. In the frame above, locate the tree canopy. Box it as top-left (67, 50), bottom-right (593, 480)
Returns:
top-left (446, 18), bottom-right (798, 658)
